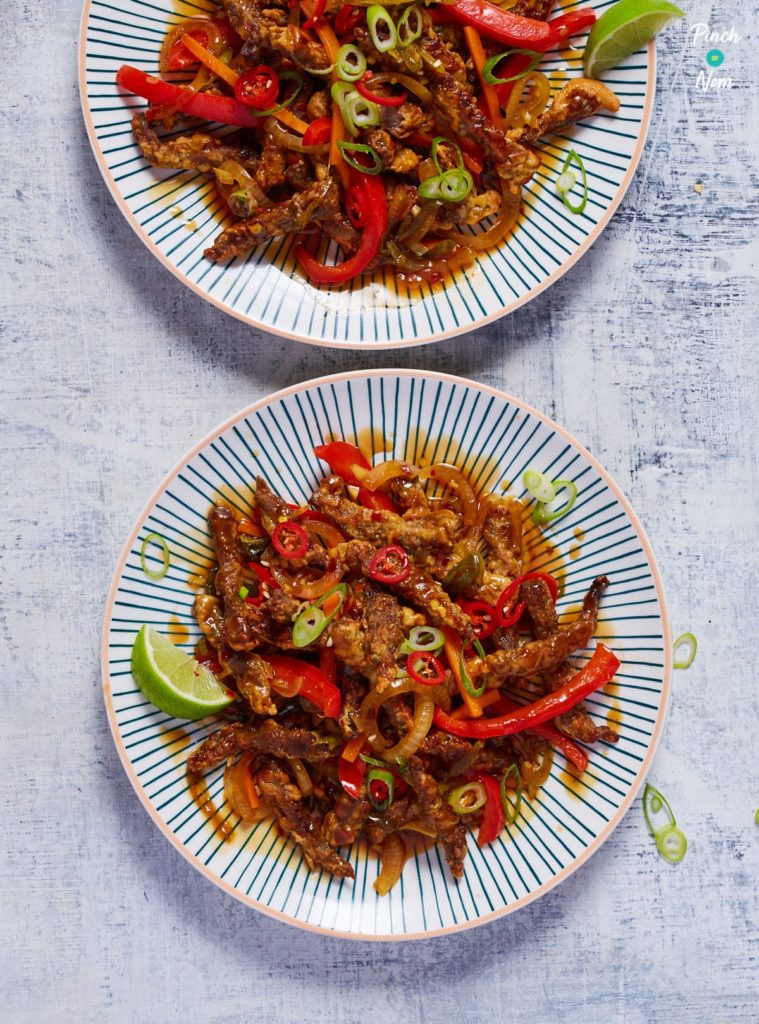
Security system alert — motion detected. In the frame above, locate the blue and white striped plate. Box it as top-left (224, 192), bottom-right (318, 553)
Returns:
top-left (103, 370), bottom-right (671, 939)
top-left (80, 0), bottom-right (655, 348)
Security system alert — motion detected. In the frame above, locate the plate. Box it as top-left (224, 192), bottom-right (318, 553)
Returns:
top-left (80, 1), bottom-right (655, 348)
top-left (103, 370), bottom-right (671, 939)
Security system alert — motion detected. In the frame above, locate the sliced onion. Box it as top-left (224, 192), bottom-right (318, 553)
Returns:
top-left (268, 553), bottom-right (345, 600)
top-left (373, 833), bottom-right (406, 896)
top-left (381, 694), bottom-right (434, 761)
top-left (302, 519), bottom-right (346, 550)
top-left (418, 463), bottom-right (477, 528)
top-left (288, 757), bottom-right (313, 797)
top-left (357, 677), bottom-right (446, 753)
top-left (504, 71), bottom-right (551, 130)
top-left (397, 202), bottom-right (438, 246)
top-left (360, 459), bottom-right (418, 492)
top-left (368, 71), bottom-right (432, 106)
top-left (265, 117), bottom-right (330, 154)
top-left (444, 187), bottom-right (521, 252)
top-left (159, 18), bottom-right (225, 74)
top-left (270, 672), bottom-right (304, 699)
top-left (224, 752), bottom-right (272, 823)
top-left (521, 745), bottom-right (554, 799)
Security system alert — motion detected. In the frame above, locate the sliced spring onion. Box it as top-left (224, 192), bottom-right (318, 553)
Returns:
top-left (458, 649), bottom-right (486, 698)
top-left (331, 81), bottom-right (380, 135)
top-left (419, 167), bottom-right (474, 203)
top-left (292, 583), bottom-right (347, 647)
top-left (140, 532), bottom-right (170, 581)
top-left (367, 5), bottom-right (398, 52)
top-left (673, 631), bottom-right (697, 670)
top-left (643, 783), bottom-right (688, 864)
top-left (431, 136), bottom-right (464, 176)
top-left (448, 781), bottom-right (487, 814)
top-left (337, 140), bottom-right (383, 175)
top-left (335, 43), bottom-right (366, 82)
top-left (532, 479), bottom-right (578, 525)
top-left (360, 753), bottom-right (391, 769)
top-left (523, 468), bottom-right (556, 503)
top-left (399, 626), bottom-right (445, 655)
top-left (500, 763), bottom-right (522, 824)
top-left (397, 5), bottom-right (423, 47)
top-left (472, 638), bottom-right (486, 660)
top-left (482, 48), bottom-right (542, 84)
top-left (558, 149), bottom-right (588, 215)
top-left (556, 171), bottom-right (577, 193)
top-left (238, 585), bottom-right (250, 600)
top-left (367, 767), bottom-right (395, 809)
top-left (755, 808), bottom-right (759, 825)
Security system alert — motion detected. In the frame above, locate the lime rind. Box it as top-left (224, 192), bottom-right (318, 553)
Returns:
top-left (583, 0), bottom-right (685, 78)
top-left (131, 624), bottom-right (234, 719)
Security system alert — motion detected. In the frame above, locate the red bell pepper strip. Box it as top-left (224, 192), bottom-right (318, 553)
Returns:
top-left (312, 440), bottom-right (397, 512)
top-left (545, 10), bottom-right (597, 48)
top-left (303, 0), bottom-right (327, 30)
top-left (167, 19), bottom-right (239, 70)
top-left (116, 65), bottom-right (267, 129)
top-left (302, 116), bottom-right (332, 147)
top-left (446, 0), bottom-right (552, 49)
top-left (295, 168), bottom-right (387, 285)
top-left (488, 697), bottom-right (588, 772)
top-left (470, 772), bottom-right (505, 845)
top-left (319, 646), bottom-right (338, 686)
top-left (432, 644), bottom-right (620, 739)
top-left (334, 4), bottom-right (364, 36)
top-left (260, 655), bottom-right (341, 718)
top-left (338, 746), bottom-right (367, 798)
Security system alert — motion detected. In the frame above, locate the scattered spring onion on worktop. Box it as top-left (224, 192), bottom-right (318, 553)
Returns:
top-left (673, 631), bottom-right (697, 669)
top-left (643, 783), bottom-right (688, 864)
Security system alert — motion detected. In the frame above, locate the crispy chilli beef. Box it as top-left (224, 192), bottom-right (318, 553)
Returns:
top-left (121, 1), bottom-right (621, 284)
top-left (186, 445), bottom-right (620, 893)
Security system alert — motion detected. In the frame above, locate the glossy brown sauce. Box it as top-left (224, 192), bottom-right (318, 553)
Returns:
top-left (168, 613), bottom-right (190, 644)
top-left (559, 766), bottom-right (586, 800)
top-left (161, 727), bottom-right (190, 748)
top-left (526, 524), bottom-right (567, 598)
top-left (186, 769), bottom-right (234, 842)
top-left (606, 699), bottom-right (624, 728)
top-left (569, 526), bottom-right (586, 562)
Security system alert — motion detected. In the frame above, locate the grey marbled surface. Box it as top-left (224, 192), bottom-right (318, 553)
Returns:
top-left (1, 0), bottom-right (757, 1021)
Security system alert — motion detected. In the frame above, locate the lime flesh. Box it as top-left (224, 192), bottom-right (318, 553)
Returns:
top-left (583, 0), bottom-right (684, 78)
top-left (130, 624), bottom-right (234, 719)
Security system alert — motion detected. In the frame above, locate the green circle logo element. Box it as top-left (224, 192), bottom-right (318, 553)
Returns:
top-left (706, 49), bottom-right (724, 67)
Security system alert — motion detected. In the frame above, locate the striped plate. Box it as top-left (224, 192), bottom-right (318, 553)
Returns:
top-left (80, 0), bottom-right (655, 348)
top-left (103, 370), bottom-right (671, 939)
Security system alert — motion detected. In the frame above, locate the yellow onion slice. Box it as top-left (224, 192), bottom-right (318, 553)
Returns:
top-left (357, 677), bottom-right (446, 756)
top-left (159, 17), bottom-right (225, 74)
top-left (373, 833), bottom-right (407, 896)
top-left (359, 459), bottom-right (418, 492)
top-left (418, 463), bottom-right (477, 528)
top-left (288, 757), bottom-right (313, 797)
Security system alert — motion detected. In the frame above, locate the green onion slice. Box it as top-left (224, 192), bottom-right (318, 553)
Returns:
top-left (523, 468), bottom-right (556, 503)
top-left (248, 69), bottom-right (304, 118)
top-left (458, 649), bottom-right (486, 698)
top-left (558, 148), bottom-right (588, 214)
top-left (531, 479), bottom-right (578, 525)
top-left (643, 783), bottom-right (688, 863)
top-left (673, 631), bottom-right (697, 670)
top-left (500, 763), bottom-right (522, 824)
top-left (440, 167), bottom-right (474, 203)
top-left (238, 585), bottom-right (250, 600)
top-left (754, 808), bottom-right (759, 825)
top-left (292, 583), bottom-right (347, 647)
top-left (337, 140), bottom-right (383, 175)
top-left (556, 171), bottom-right (577, 193)
top-left (331, 81), bottom-right (380, 135)
top-left (482, 48), bottom-right (542, 84)
top-left (472, 638), bottom-right (486, 660)
top-left (335, 43), bottom-right (367, 82)
top-left (367, 5), bottom-right (398, 52)
top-left (448, 781), bottom-right (487, 814)
top-left (360, 753), bottom-right (390, 769)
top-left (397, 5), bottom-right (423, 47)
top-left (140, 532), bottom-right (170, 581)
top-left (399, 625), bottom-right (445, 655)
top-left (431, 136), bottom-right (464, 176)
top-left (367, 767), bottom-right (395, 809)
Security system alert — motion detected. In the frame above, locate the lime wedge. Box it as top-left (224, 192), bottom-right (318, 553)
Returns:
top-left (583, 0), bottom-right (684, 78)
top-left (130, 624), bottom-right (234, 719)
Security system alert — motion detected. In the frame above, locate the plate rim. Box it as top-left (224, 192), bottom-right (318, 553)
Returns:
top-left (101, 368), bottom-right (672, 941)
top-left (78, 1), bottom-right (657, 350)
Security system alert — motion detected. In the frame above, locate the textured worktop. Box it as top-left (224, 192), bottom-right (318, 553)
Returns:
top-left (1, 0), bottom-right (757, 1020)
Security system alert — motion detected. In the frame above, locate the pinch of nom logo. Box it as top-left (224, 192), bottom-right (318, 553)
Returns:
top-left (691, 23), bottom-right (740, 89)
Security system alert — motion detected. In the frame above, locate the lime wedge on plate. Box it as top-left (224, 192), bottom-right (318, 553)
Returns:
top-left (583, 0), bottom-right (684, 78)
top-left (131, 624), bottom-right (234, 719)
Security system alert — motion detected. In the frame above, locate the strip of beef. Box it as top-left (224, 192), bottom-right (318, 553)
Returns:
top-left (509, 0), bottom-right (553, 18)
top-left (521, 577), bottom-right (559, 639)
top-left (329, 616), bottom-right (369, 678)
top-left (556, 706), bottom-right (619, 744)
top-left (193, 594), bottom-right (224, 649)
top-left (362, 588), bottom-right (405, 689)
top-left (324, 793), bottom-right (372, 846)
top-left (337, 538), bottom-right (474, 641)
top-left (223, 0), bottom-right (331, 71)
top-left (132, 114), bottom-right (259, 175)
top-left (209, 505), bottom-right (256, 650)
top-left (338, 673), bottom-right (368, 738)
top-left (478, 576), bottom-right (609, 684)
top-left (388, 477), bottom-right (429, 513)
top-left (420, 31), bottom-right (540, 187)
top-left (205, 178), bottom-right (333, 261)
top-left (255, 759), bottom-right (354, 876)
top-left (482, 497), bottom-right (525, 579)
top-left (255, 475), bottom-right (293, 529)
top-left (187, 720), bottom-right (336, 773)
top-left (228, 652), bottom-right (277, 715)
top-left (406, 756), bottom-right (467, 877)
top-left (361, 797), bottom-right (416, 845)
top-left (264, 586), bottom-right (300, 623)
top-left (312, 475), bottom-right (460, 552)
top-left (254, 126), bottom-right (287, 191)
top-left (512, 79), bottom-right (621, 146)
top-left (437, 190), bottom-right (501, 227)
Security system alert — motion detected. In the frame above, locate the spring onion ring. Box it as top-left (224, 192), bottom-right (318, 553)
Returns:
top-left (367, 5), bottom-right (398, 52)
top-left (482, 48), bottom-right (542, 84)
top-left (673, 632), bottom-right (697, 670)
top-left (500, 763), bottom-right (522, 823)
top-left (532, 479), bottom-right (578, 525)
top-left (335, 43), bottom-right (367, 82)
top-left (140, 532), bottom-right (170, 580)
top-left (643, 783), bottom-right (688, 864)
top-left (397, 5), bottom-right (423, 47)
top-left (292, 583), bottom-right (347, 647)
top-left (399, 625), bottom-right (445, 655)
top-left (337, 141), bottom-right (383, 175)
top-left (558, 149), bottom-right (588, 215)
top-left (448, 781), bottom-right (487, 814)
top-left (523, 468), bottom-right (556, 503)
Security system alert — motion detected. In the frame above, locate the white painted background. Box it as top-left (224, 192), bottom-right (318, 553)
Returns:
top-left (2, 1), bottom-right (757, 1021)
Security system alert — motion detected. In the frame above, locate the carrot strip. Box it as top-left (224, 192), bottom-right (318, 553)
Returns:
top-left (463, 25), bottom-right (505, 131)
top-left (181, 33), bottom-right (239, 89)
top-left (450, 688), bottom-right (501, 720)
top-left (341, 734), bottom-right (366, 763)
top-left (301, 1), bottom-right (350, 187)
top-left (443, 627), bottom-right (483, 718)
top-left (274, 108), bottom-right (309, 135)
